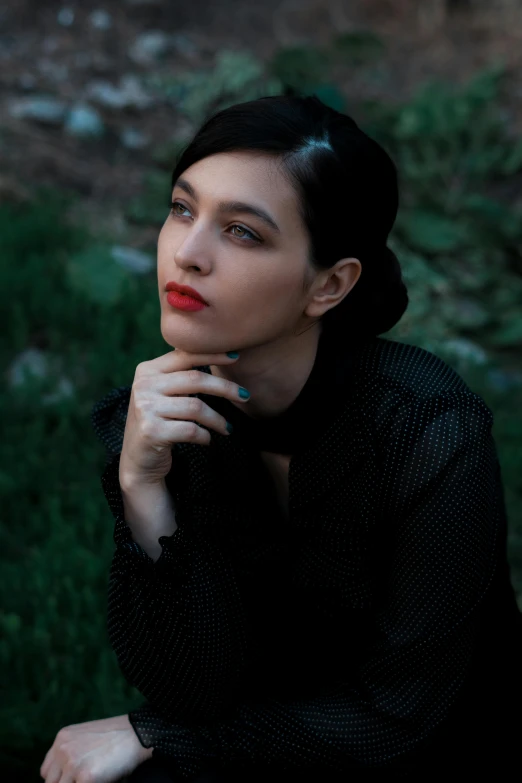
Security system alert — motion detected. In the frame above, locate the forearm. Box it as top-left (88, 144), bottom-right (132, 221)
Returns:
top-left (120, 477), bottom-right (178, 562)
top-left (109, 480), bottom-right (249, 726)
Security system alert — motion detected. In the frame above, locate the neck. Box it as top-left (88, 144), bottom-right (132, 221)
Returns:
top-left (209, 321), bottom-right (323, 420)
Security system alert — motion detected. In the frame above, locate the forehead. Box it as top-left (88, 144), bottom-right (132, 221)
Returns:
top-left (178, 151), bottom-right (299, 217)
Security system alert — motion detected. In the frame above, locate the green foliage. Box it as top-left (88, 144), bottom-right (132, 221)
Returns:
top-left (2, 35), bottom-right (522, 768)
top-left (147, 49), bottom-right (282, 126)
top-left (151, 137), bottom-right (191, 169)
top-left (66, 243), bottom-right (130, 305)
top-left (269, 44), bottom-right (332, 93)
top-left (1, 194), bottom-right (166, 757)
top-left (269, 30), bottom-right (386, 96)
top-left (330, 30), bottom-right (386, 65)
top-left (125, 169), bottom-right (171, 227)
top-left (359, 62), bottom-right (522, 354)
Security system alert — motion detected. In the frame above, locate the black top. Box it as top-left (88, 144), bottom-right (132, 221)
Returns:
top-left (200, 324), bottom-right (362, 455)
top-left (91, 335), bottom-right (522, 780)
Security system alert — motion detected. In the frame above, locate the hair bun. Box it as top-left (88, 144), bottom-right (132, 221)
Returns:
top-left (322, 244), bottom-right (409, 339)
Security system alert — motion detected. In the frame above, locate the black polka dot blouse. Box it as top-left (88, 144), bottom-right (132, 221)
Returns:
top-left (90, 335), bottom-right (522, 779)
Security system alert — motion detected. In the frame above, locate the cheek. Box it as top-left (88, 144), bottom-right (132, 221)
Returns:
top-left (157, 221), bottom-right (170, 258)
top-left (226, 272), bottom-right (303, 331)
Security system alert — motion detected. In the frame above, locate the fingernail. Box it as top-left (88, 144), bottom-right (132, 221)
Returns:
top-left (227, 351), bottom-right (240, 358)
top-left (238, 387), bottom-right (250, 399)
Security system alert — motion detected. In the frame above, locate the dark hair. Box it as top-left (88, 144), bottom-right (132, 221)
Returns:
top-left (171, 93), bottom-right (408, 342)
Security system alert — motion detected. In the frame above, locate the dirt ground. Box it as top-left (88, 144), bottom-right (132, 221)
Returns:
top-left (1, 0), bottom-right (522, 248)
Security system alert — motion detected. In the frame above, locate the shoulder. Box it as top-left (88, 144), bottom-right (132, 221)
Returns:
top-left (350, 337), bottom-right (493, 445)
top-left (354, 336), bottom-right (475, 400)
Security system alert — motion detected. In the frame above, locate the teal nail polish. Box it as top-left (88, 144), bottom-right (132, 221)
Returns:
top-left (227, 351), bottom-right (239, 358)
top-left (238, 387), bottom-right (250, 399)
top-left (226, 421), bottom-right (234, 433)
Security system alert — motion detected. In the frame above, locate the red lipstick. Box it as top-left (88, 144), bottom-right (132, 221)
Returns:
top-left (165, 281), bottom-right (209, 312)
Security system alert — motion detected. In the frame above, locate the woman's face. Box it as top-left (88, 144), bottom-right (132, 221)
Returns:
top-left (157, 150), bottom-right (323, 355)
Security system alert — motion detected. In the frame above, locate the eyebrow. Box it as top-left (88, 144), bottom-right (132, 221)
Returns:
top-left (172, 176), bottom-right (281, 235)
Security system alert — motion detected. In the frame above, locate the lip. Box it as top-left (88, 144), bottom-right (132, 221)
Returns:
top-left (165, 281), bottom-right (208, 305)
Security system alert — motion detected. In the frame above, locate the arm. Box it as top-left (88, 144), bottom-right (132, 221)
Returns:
top-left (120, 477), bottom-right (178, 562)
top-left (91, 387), bottom-right (249, 728)
top-left (101, 451), bottom-right (249, 726)
top-left (126, 391), bottom-right (502, 778)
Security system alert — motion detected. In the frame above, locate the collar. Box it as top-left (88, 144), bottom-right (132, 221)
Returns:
top-left (190, 331), bottom-right (378, 532)
top-left (198, 327), bottom-right (362, 455)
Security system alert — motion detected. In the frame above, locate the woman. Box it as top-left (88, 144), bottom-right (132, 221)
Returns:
top-left (42, 94), bottom-right (522, 783)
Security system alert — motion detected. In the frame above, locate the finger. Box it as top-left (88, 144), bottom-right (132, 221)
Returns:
top-left (154, 370), bottom-right (249, 406)
top-left (148, 418), bottom-right (213, 447)
top-left (40, 747), bottom-right (54, 779)
top-left (145, 349), bottom-right (240, 374)
top-left (43, 758), bottom-right (63, 783)
top-left (154, 397), bottom-right (232, 438)
top-left (55, 766), bottom-right (75, 783)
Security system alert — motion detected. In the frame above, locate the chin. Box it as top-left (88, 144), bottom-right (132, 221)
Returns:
top-left (160, 327), bottom-right (226, 356)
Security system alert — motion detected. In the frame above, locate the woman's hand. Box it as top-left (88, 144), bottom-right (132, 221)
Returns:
top-left (119, 348), bottom-right (247, 488)
top-left (39, 714), bottom-right (153, 783)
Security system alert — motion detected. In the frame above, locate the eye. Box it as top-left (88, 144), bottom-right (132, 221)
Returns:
top-left (229, 225), bottom-right (259, 242)
top-left (170, 201), bottom-right (190, 218)
top-left (169, 201), bottom-right (261, 244)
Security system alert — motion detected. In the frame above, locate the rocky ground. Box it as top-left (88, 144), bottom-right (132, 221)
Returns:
top-left (1, 0), bottom-right (522, 245)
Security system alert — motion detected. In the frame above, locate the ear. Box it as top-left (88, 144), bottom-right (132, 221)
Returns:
top-left (304, 258), bottom-right (361, 319)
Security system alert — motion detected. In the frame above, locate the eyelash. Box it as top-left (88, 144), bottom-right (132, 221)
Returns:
top-left (169, 201), bottom-right (262, 244)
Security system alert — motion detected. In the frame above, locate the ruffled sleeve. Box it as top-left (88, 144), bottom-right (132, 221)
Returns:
top-left (90, 386), bottom-right (249, 764)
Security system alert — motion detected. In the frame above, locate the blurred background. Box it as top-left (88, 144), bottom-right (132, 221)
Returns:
top-left (1, 0), bottom-right (522, 780)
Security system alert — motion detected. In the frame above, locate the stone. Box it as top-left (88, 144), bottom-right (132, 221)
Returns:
top-left (8, 96), bottom-right (66, 124)
top-left (64, 103), bottom-right (105, 137)
top-left (7, 348), bottom-right (48, 387)
top-left (18, 73), bottom-right (37, 90)
top-left (120, 126), bottom-right (150, 149)
top-left (171, 33), bottom-right (199, 60)
top-left (38, 59), bottom-right (69, 82)
top-left (128, 31), bottom-right (172, 65)
top-left (5, 348), bottom-right (74, 403)
top-left (57, 7), bottom-right (75, 26)
top-left (443, 337), bottom-right (488, 365)
top-left (111, 245), bottom-right (155, 274)
top-left (89, 9), bottom-right (112, 30)
top-left (86, 74), bottom-right (153, 109)
top-left (42, 376), bottom-right (75, 405)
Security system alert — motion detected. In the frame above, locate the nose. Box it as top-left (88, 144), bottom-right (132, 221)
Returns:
top-left (173, 227), bottom-right (214, 273)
